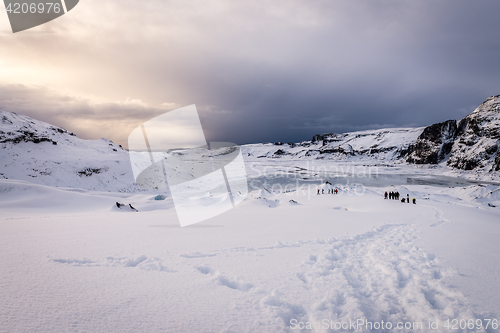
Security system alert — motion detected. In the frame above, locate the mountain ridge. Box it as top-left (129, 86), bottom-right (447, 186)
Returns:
top-left (1, 95), bottom-right (498, 191)
top-left (247, 95), bottom-right (500, 173)
top-left (0, 111), bottom-right (137, 192)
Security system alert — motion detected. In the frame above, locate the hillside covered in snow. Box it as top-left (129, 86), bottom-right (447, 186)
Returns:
top-left (1, 95), bottom-right (499, 192)
top-left (0, 111), bottom-right (136, 192)
top-left (243, 127), bottom-right (424, 162)
top-left (246, 95), bottom-right (500, 173)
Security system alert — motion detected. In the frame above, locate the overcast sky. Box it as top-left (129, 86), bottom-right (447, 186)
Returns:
top-left (1, 0), bottom-right (500, 147)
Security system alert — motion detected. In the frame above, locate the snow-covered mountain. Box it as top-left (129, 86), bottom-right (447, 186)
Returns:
top-left (243, 127), bottom-right (424, 162)
top-left (1, 95), bottom-right (498, 191)
top-left (406, 95), bottom-right (500, 171)
top-left (246, 95), bottom-right (500, 173)
top-left (0, 111), bottom-right (137, 191)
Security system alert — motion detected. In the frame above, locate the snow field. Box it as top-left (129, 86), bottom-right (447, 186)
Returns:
top-left (1, 173), bottom-right (500, 332)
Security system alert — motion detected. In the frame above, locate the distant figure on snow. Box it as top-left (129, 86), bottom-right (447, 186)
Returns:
top-left (412, 198), bottom-right (416, 204)
top-left (384, 191), bottom-right (388, 199)
top-left (317, 189), bottom-right (320, 195)
top-left (322, 189), bottom-right (324, 194)
top-left (401, 198), bottom-right (405, 203)
top-left (407, 194), bottom-right (410, 203)
top-left (335, 189), bottom-right (338, 194)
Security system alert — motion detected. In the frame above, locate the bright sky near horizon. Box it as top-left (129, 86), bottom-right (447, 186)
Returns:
top-left (1, 0), bottom-right (500, 147)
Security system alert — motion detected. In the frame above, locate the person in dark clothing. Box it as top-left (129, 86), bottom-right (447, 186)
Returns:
top-left (317, 189), bottom-right (320, 195)
top-left (401, 198), bottom-right (405, 203)
top-left (396, 192), bottom-right (400, 200)
top-left (384, 191), bottom-right (388, 199)
top-left (412, 198), bottom-right (416, 204)
top-left (407, 194), bottom-right (410, 203)
top-left (322, 189), bottom-right (324, 194)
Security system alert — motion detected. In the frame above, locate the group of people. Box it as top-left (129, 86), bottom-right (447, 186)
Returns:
top-left (317, 188), bottom-right (338, 195)
top-left (384, 191), bottom-right (416, 204)
top-left (385, 191), bottom-right (400, 200)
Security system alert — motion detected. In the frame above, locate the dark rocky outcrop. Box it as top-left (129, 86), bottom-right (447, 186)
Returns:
top-left (78, 168), bottom-right (106, 177)
top-left (405, 95), bottom-right (500, 171)
top-left (0, 129), bottom-right (58, 145)
top-left (319, 144), bottom-right (355, 156)
top-left (447, 95), bottom-right (500, 171)
top-left (312, 134), bottom-right (328, 143)
top-left (272, 149), bottom-right (288, 157)
top-left (405, 120), bottom-right (459, 164)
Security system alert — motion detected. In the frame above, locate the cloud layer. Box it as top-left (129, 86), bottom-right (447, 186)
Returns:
top-left (1, 0), bottom-right (499, 146)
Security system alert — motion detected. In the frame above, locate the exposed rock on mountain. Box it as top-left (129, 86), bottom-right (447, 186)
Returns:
top-left (405, 120), bottom-right (459, 164)
top-left (246, 95), bottom-right (500, 173)
top-left (404, 95), bottom-right (500, 171)
top-left (448, 95), bottom-right (500, 171)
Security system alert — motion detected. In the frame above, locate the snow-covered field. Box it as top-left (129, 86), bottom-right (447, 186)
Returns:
top-left (1, 159), bottom-right (499, 333)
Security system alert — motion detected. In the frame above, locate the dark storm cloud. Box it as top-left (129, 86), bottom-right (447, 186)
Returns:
top-left (113, 0), bottom-right (500, 144)
top-left (1, 0), bottom-right (499, 146)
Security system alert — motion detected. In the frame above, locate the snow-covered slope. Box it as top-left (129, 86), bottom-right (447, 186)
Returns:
top-left (1, 95), bottom-right (498, 192)
top-left (245, 95), bottom-right (500, 174)
top-left (2, 174), bottom-right (500, 332)
top-left (0, 111), bottom-right (137, 192)
top-left (244, 127), bottom-right (424, 162)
